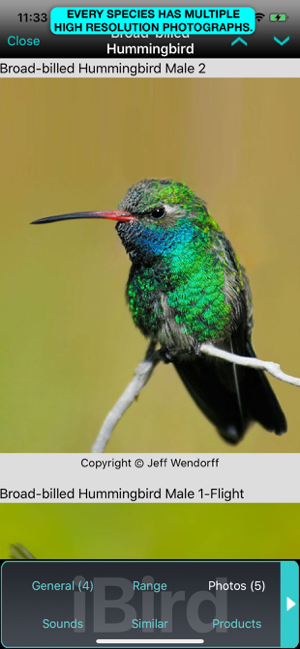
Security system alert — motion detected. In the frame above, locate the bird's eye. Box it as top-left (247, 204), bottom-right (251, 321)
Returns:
top-left (151, 207), bottom-right (165, 219)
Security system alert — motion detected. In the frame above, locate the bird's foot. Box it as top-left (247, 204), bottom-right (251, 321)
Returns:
top-left (159, 348), bottom-right (175, 364)
top-left (195, 342), bottom-right (203, 357)
top-left (159, 345), bottom-right (197, 363)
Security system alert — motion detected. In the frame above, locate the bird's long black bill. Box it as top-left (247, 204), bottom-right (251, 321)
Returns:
top-left (31, 211), bottom-right (137, 225)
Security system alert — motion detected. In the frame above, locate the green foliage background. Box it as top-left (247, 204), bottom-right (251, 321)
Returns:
top-left (1, 79), bottom-right (300, 557)
top-left (1, 504), bottom-right (299, 559)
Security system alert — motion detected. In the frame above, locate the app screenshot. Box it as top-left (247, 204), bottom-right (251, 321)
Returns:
top-left (0, 1), bottom-right (299, 647)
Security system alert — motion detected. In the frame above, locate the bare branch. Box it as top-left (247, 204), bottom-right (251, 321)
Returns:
top-left (92, 342), bottom-right (159, 453)
top-left (200, 343), bottom-right (300, 387)
top-left (9, 544), bottom-right (36, 560)
top-left (92, 341), bottom-right (300, 453)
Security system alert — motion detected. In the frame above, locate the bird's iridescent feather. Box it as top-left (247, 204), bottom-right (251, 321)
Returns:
top-left (116, 179), bottom-right (286, 442)
top-left (117, 179), bottom-right (250, 348)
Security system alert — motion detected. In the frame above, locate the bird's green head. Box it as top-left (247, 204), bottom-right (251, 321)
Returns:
top-left (116, 179), bottom-right (219, 263)
top-left (118, 178), bottom-right (203, 220)
top-left (31, 178), bottom-right (220, 264)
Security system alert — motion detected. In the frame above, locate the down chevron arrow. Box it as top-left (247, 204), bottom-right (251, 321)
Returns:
top-left (274, 36), bottom-right (290, 45)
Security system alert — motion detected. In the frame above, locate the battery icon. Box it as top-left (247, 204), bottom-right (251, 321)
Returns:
top-left (269, 13), bottom-right (289, 21)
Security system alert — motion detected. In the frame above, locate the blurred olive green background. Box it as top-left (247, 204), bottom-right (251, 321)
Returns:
top-left (1, 504), bottom-right (300, 559)
top-left (1, 78), bottom-right (300, 453)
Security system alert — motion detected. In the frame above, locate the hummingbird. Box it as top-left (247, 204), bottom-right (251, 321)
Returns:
top-left (32, 179), bottom-right (287, 443)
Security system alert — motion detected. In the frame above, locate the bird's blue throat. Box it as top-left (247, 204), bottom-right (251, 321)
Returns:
top-left (116, 218), bottom-right (198, 264)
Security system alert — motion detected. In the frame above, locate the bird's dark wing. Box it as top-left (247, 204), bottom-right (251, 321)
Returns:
top-left (174, 344), bottom-right (250, 443)
top-left (211, 231), bottom-right (253, 336)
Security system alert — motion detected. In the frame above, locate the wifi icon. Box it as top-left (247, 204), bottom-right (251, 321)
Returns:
top-left (255, 12), bottom-right (265, 21)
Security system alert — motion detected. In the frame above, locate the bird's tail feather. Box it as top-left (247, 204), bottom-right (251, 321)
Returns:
top-left (243, 341), bottom-right (287, 435)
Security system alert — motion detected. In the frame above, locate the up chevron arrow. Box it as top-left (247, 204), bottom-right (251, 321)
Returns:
top-left (274, 36), bottom-right (290, 45)
top-left (231, 37), bottom-right (247, 46)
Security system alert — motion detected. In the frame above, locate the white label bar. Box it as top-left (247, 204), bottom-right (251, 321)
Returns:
top-left (0, 59), bottom-right (298, 78)
top-left (0, 454), bottom-right (299, 503)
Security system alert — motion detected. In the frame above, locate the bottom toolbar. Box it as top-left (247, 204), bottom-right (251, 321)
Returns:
top-left (1, 561), bottom-right (298, 648)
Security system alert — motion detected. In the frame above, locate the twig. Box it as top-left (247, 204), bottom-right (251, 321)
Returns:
top-left (9, 544), bottom-right (36, 559)
top-left (200, 343), bottom-right (300, 387)
top-left (92, 342), bottom-right (159, 453)
top-left (92, 342), bottom-right (300, 453)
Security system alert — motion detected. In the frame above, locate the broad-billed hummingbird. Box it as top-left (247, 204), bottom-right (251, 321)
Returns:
top-left (32, 179), bottom-right (287, 443)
